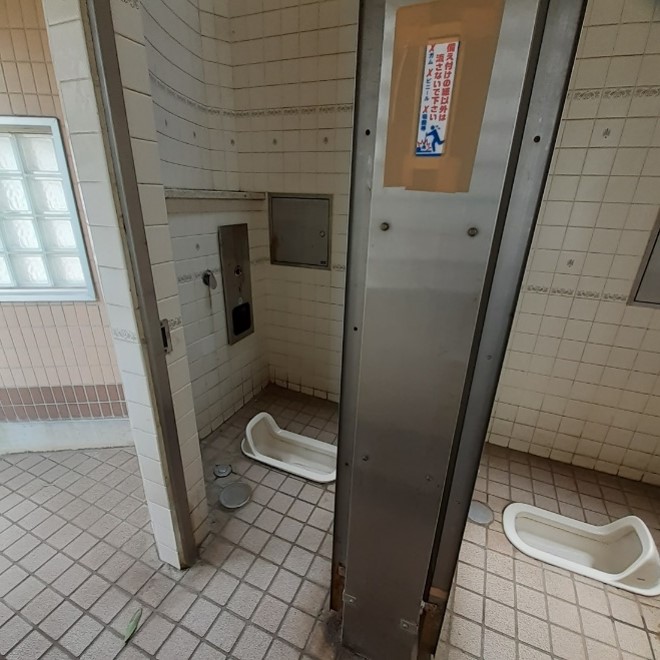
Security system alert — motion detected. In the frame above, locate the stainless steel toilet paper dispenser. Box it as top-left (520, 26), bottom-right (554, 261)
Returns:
top-left (218, 224), bottom-right (254, 345)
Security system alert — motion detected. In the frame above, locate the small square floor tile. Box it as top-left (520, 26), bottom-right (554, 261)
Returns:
top-left (60, 615), bottom-right (103, 656)
top-left (233, 625), bottom-right (272, 660)
top-left (39, 601), bottom-right (83, 639)
top-left (156, 627), bottom-right (199, 660)
top-left (278, 607), bottom-right (315, 648)
top-left (133, 614), bottom-right (174, 655)
top-left (206, 610), bottom-right (245, 653)
top-left (227, 582), bottom-right (263, 618)
top-left (181, 597), bottom-right (220, 636)
top-left (6, 630), bottom-right (50, 660)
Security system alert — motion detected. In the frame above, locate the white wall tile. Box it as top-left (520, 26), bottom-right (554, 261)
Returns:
top-left (490, 0), bottom-right (660, 483)
top-left (45, 20), bottom-right (89, 81)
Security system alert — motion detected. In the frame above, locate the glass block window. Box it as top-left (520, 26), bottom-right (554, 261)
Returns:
top-left (0, 117), bottom-right (94, 301)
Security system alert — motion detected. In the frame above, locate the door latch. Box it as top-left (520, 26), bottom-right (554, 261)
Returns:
top-left (160, 319), bottom-right (172, 354)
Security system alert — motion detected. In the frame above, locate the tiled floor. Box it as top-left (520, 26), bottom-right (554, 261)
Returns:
top-left (198, 385), bottom-right (351, 660)
top-left (0, 385), bottom-right (352, 660)
top-left (437, 443), bottom-right (660, 660)
top-left (4, 388), bottom-right (660, 660)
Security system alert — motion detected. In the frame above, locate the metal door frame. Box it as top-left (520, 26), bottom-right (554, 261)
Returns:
top-left (334, 0), bottom-right (586, 658)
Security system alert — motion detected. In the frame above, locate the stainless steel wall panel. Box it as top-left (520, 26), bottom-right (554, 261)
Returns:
top-left (341, 0), bottom-right (545, 657)
top-left (218, 224), bottom-right (254, 345)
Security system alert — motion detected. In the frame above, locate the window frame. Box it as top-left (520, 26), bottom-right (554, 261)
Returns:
top-left (0, 116), bottom-right (96, 302)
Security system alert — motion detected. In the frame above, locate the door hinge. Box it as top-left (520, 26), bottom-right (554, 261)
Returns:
top-left (160, 319), bottom-right (172, 354)
top-left (417, 600), bottom-right (445, 659)
top-left (400, 619), bottom-right (419, 634)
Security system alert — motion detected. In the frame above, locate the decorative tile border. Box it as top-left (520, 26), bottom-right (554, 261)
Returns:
top-left (112, 327), bottom-right (139, 343)
top-left (149, 72), bottom-right (353, 119)
top-left (524, 283), bottom-right (628, 302)
top-left (602, 292), bottom-right (629, 302)
top-left (0, 384), bottom-right (127, 422)
top-left (236, 104), bottom-right (354, 118)
top-left (177, 267), bottom-right (220, 284)
top-left (177, 262), bottom-right (346, 280)
top-left (567, 85), bottom-right (660, 102)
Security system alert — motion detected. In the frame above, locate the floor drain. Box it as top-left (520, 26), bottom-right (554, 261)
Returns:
top-left (213, 464), bottom-right (232, 478)
top-left (219, 482), bottom-right (252, 509)
top-left (468, 500), bottom-right (494, 526)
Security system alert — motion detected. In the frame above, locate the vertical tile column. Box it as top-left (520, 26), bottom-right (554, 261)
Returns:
top-left (107, 0), bottom-right (208, 547)
top-left (41, 0), bottom-right (208, 567)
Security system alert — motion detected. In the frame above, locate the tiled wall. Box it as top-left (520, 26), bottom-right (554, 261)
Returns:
top-left (142, 0), bottom-right (357, 404)
top-left (40, 0), bottom-right (209, 565)
top-left (141, 0), bottom-right (238, 190)
top-left (108, 0), bottom-right (209, 553)
top-left (168, 198), bottom-right (269, 438)
top-left (232, 0), bottom-right (357, 401)
top-left (0, 0), bottom-right (125, 422)
top-left (489, 0), bottom-right (660, 483)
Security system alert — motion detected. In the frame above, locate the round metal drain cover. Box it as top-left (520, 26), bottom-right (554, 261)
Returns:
top-left (219, 482), bottom-right (252, 509)
top-left (468, 500), bottom-right (494, 526)
top-left (213, 464), bottom-right (232, 479)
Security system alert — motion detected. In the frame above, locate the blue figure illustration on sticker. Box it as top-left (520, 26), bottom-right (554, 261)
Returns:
top-left (416, 124), bottom-right (444, 156)
top-left (426, 125), bottom-right (443, 152)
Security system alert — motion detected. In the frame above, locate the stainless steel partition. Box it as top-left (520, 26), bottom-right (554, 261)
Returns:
top-left (336, 1), bottom-right (585, 658)
top-left (218, 224), bottom-right (254, 345)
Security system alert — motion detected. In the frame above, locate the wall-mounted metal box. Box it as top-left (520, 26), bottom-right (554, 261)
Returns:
top-left (218, 223), bottom-right (253, 345)
top-left (269, 193), bottom-right (331, 269)
top-left (631, 209), bottom-right (660, 307)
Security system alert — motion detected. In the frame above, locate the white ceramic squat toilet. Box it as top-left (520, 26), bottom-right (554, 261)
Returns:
top-left (503, 503), bottom-right (660, 596)
top-left (242, 412), bottom-right (337, 484)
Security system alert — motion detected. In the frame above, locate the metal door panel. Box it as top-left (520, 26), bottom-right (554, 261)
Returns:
top-left (269, 194), bottom-right (331, 269)
top-left (428, 0), bottom-right (586, 608)
top-left (341, 1), bottom-right (544, 657)
top-left (632, 210), bottom-right (660, 306)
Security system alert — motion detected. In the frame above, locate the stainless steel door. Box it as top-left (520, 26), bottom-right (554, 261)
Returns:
top-left (338, 1), bottom-right (584, 658)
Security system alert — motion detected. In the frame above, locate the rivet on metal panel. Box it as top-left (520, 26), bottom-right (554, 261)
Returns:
top-left (380, 221), bottom-right (390, 231)
top-left (343, 593), bottom-right (357, 606)
top-left (361, 455), bottom-right (369, 462)
top-left (467, 227), bottom-right (479, 237)
top-left (400, 619), bottom-right (419, 634)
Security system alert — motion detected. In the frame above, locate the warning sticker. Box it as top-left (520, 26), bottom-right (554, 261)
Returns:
top-left (415, 41), bottom-right (459, 157)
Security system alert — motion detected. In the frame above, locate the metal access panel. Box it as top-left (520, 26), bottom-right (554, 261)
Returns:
top-left (218, 224), bottom-right (253, 345)
top-left (269, 193), bottom-right (331, 269)
top-left (337, 1), bottom-right (585, 659)
top-left (631, 209), bottom-right (660, 306)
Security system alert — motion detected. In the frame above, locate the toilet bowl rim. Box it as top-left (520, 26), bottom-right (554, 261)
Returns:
top-left (503, 502), bottom-right (658, 580)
